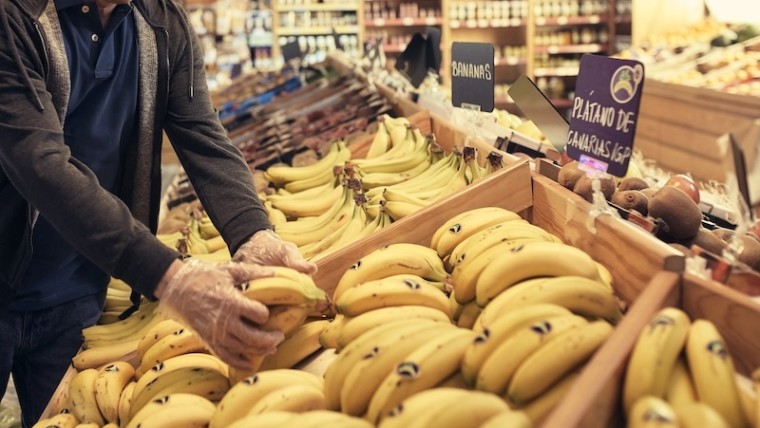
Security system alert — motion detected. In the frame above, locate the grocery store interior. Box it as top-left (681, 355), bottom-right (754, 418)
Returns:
top-left (4, 0), bottom-right (760, 427)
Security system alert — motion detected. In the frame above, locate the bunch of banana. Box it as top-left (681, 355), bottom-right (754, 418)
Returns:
top-left (128, 353), bottom-right (230, 420)
top-left (134, 326), bottom-right (209, 378)
top-left (365, 115), bottom-right (413, 159)
top-left (257, 320), bottom-right (329, 371)
top-left (377, 388), bottom-right (518, 428)
top-left (264, 141), bottom-right (351, 192)
top-left (126, 393), bottom-right (216, 428)
top-left (209, 369), bottom-right (325, 427)
top-left (322, 318), bottom-right (475, 421)
top-left (225, 411), bottom-right (373, 428)
top-left (624, 308), bottom-right (753, 428)
top-left (74, 301), bottom-right (166, 370)
top-left (99, 278), bottom-right (138, 325)
top-left (31, 413), bottom-right (84, 428)
top-left (335, 274), bottom-right (451, 317)
top-left (332, 243), bottom-right (450, 302)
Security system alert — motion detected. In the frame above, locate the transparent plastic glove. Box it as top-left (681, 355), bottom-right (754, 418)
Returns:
top-left (155, 259), bottom-right (284, 370)
top-left (234, 229), bottom-right (318, 275)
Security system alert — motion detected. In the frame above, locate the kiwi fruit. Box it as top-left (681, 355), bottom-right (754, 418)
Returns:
top-left (640, 187), bottom-right (658, 200)
top-left (648, 186), bottom-right (703, 240)
top-left (611, 190), bottom-right (649, 215)
top-left (573, 175), bottom-right (616, 203)
top-left (737, 234), bottom-right (760, 272)
top-left (687, 227), bottom-right (729, 255)
top-left (617, 177), bottom-right (649, 192)
top-left (558, 161), bottom-right (585, 190)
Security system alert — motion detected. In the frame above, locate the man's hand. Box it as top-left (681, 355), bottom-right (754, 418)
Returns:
top-left (234, 229), bottom-right (317, 275)
top-left (154, 259), bottom-right (284, 370)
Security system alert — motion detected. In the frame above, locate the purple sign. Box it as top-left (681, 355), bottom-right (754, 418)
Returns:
top-left (566, 55), bottom-right (645, 177)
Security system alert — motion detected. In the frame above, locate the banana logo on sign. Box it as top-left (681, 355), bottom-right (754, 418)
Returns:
top-left (610, 64), bottom-right (643, 104)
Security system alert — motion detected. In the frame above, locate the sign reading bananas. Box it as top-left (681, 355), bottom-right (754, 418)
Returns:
top-left (451, 42), bottom-right (494, 113)
top-left (565, 55), bottom-right (645, 177)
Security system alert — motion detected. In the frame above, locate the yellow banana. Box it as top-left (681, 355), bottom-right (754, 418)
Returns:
top-left (480, 411), bottom-right (532, 428)
top-left (265, 201), bottom-right (288, 225)
top-left (31, 413), bottom-right (80, 428)
top-left (335, 276), bottom-right (450, 317)
top-left (209, 370), bottom-right (323, 428)
top-left (475, 242), bottom-right (603, 306)
top-left (376, 388), bottom-right (479, 428)
top-left (360, 158), bottom-right (432, 190)
top-left (673, 402), bottom-right (730, 428)
top-left (365, 327), bottom-right (475, 424)
top-left (224, 412), bottom-right (298, 428)
top-left (260, 304), bottom-right (312, 338)
top-left (319, 314), bottom-right (347, 349)
top-left (94, 361), bottom-right (135, 424)
top-left (68, 368), bottom-right (105, 426)
top-left (299, 203), bottom-right (367, 260)
top-left (336, 305), bottom-right (451, 350)
top-left (383, 200), bottom-right (423, 221)
top-left (246, 384), bottom-right (326, 415)
top-left (292, 410), bottom-right (374, 428)
top-left (462, 302), bottom-right (572, 385)
top-left (686, 319), bottom-right (749, 428)
top-left (434, 207), bottom-right (523, 259)
top-left (628, 396), bottom-right (678, 428)
top-left (126, 393), bottom-right (216, 428)
top-left (333, 243), bottom-right (448, 301)
top-left (517, 371), bottom-right (580, 425)
top-left (476, 315), bottom-right (589, 395)
top-left (341, 323), bottom-right (460, 417)
top-left (664, 357), bottom-right (697, 409)
top-left (623, 307), bottom-right (691, 413)
top-left (473, 279), bottom-right (554, 329)
top-left (237, 275), bottom-right (329, 309)
top-left (507, 320), bottom-right (613, 405)
top-left (366, 119), bottom-right (391, 158)
top-left (259, 320), bottom-right (329, 371)
top-left (118, 381), bottom-right (136, 427)
top-left (265, 141), bottom-right (348, 186)
top-left (136, 327), bottom-right (209, 378)
top-left (135, 319), bottom-right (186, 362)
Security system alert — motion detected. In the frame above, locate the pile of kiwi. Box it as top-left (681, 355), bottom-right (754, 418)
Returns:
top-left (557, 161), bottom-right (760, 273)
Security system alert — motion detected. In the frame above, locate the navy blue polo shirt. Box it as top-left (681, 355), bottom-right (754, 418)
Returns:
top-left (11, 0), bottom-right (139, 310)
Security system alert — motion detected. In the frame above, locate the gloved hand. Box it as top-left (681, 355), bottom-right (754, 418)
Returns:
top-left (154, 258), bottom-right (284, 370)
top-left (234, 229), bottom-right (318, 275)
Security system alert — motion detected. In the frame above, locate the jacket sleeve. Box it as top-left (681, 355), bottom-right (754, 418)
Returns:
top-left (162, 5), bottom-right (271, 254)
top-left (0, 7), bottom-right (179, 298)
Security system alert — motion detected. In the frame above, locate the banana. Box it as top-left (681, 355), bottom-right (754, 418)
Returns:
top-left (434, 207), bottom-right (523, 259)
top-left (136, 319), bottom-right (186, 362)
top-left (266, 141), bottom-right (348, 186)
top-left (385, 117), bottom-right (412, 149)
top-left (450, 290), bottom-right (464, 322)
top-left (323, 320), bottom-right (446, 411)
top-left (259, 320), bottom-right (329, 371)
top-left (75, 340), bottom-right (141, 371)
top-left (32, 413), bottom-right (80, 428)
top-left (275, 186), bottom-right (356, 246)
top-left (136, 327), bottom-right (209, 378)
top-left (628, 396), bottom-right (678, 428)
top-left (478, 276), bottom-right (623, 324)
top-left (399, 389), bottom-right (510, 428)
top-left (246, 384), bottom-right (326, 415)
top-left (265, 201), bottom-right (288, 225)
top-left (292, 410), bottom-right (374, 428)
top-left (360, 158), bottom-right (432, 190)
top-left (455, 301), bottom-right (482, 329)
top-left (319, 315), bottom-right (347, 349)
top-left (268, 182), bottom-right (343, 218)
top-left (130, 353), bottom-right (228, 416)
top-left (448, 221), bottom-right (557, 273)
top-left (366, 120), bottom-right (391, 158)
top-left (386, 152), bottom-right (458, 194)
top-left (79, 423), bottom-right (105, 428)
top-left (81, 301), bottom-right (161, 344)
top-left (336, 305), bottom-right (451, 350)
top-left (436, 371), bottom-right (470, 389)
top-left (299, 203), bottom-right (368, 260)
top-left (283, 161), bottom-right (345, 197)
top-left (383, 200), bottom-right (423, 221)
top-left (664, 357), bottom-right (697, 409)
top-left (335, 275), bottom-right (450, 317)
top-left (118, 381), bottom-right (136, 427)
top-left (381, 188), bottom-right (429, 207)
top-left (450, 239), bottom-right (536, 304)
top-left (210, 370), bottom-right (323, 428)
top-left (476, 314), bottom-right (589, 395)
top-left (475, 242), bottom-right (603, 306)
top-left (686, 319), bottom-right (749, 428)
top-left (480, 411), bottom-right (533, 428)
top-left (126, 394), bottom-right (216, 428)
top-left (674, 402), bottom-right (730, 428)
top-left (333, 243), bottom-right (448, 301)
top-left (507, 320), bottom-right (613, 405)
top-left (462, 303), bottom-right (573, 385)
top-left (224, 412), bottom-right (298, 428)
top-left (261, 304), bottom-right (312, 338)
top-left (353, 134), bottom-right (429, 175)
top-left (365, 327), bottom-right (476, 423)
top-left (517, 370), bottom-right (580, 425)
top-left (340, 323), bottom-right (464, 416)
top-left (376, 388), bottom-right (478, 428)
top-left (434, 154), bottom-right (469, 200)
top-left (199, 217), bottom-right (220, 239)
top-left (623, 307), bottom-right (691, 413)
top-left (68, 368), bottom-right (105, 425)
top-left (237, 275), bottom-right (330, 309)
top-left (473, 279), bottom-right (553, 329)
top-left (94, 361), bottom-right (135, 424)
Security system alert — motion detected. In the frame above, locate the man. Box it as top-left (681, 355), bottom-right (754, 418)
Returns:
top-left (0, 0), bottom-right (316, 425)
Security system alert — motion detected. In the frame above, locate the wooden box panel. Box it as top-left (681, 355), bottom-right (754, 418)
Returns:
top-left (530, 173), bottom-right (685, 304)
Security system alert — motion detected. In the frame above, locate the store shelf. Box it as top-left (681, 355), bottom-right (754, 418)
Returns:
top-left (449, 18), bottom-right (527, 29)
top-left (277, 25), bottom-right (360, 36)
top-left (365, 17), bottom-right (443, 27)
top-left (534, 66), bottom-right (580, 77)
top-left (495, 57), bottom-right (527, 66)
top-left (534, 15), bottom-right (607, 26)
top-left (615, 14), bottom-right (632, 24)
top-left (382, 44), bottom-right (407, 54)
top-left (275, 2), bottom-right (361, 12)
top-left (534, 44), bottom-right (606, 54)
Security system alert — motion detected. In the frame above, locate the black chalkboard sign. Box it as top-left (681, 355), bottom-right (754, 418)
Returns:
top-left (282, 39), bottom-right (302, 63)
top-left (451, 42), bottom-right (494, 112)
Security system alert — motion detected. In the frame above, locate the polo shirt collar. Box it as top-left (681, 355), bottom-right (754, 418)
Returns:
top-left (54, 0), bottom-right (87, 11)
